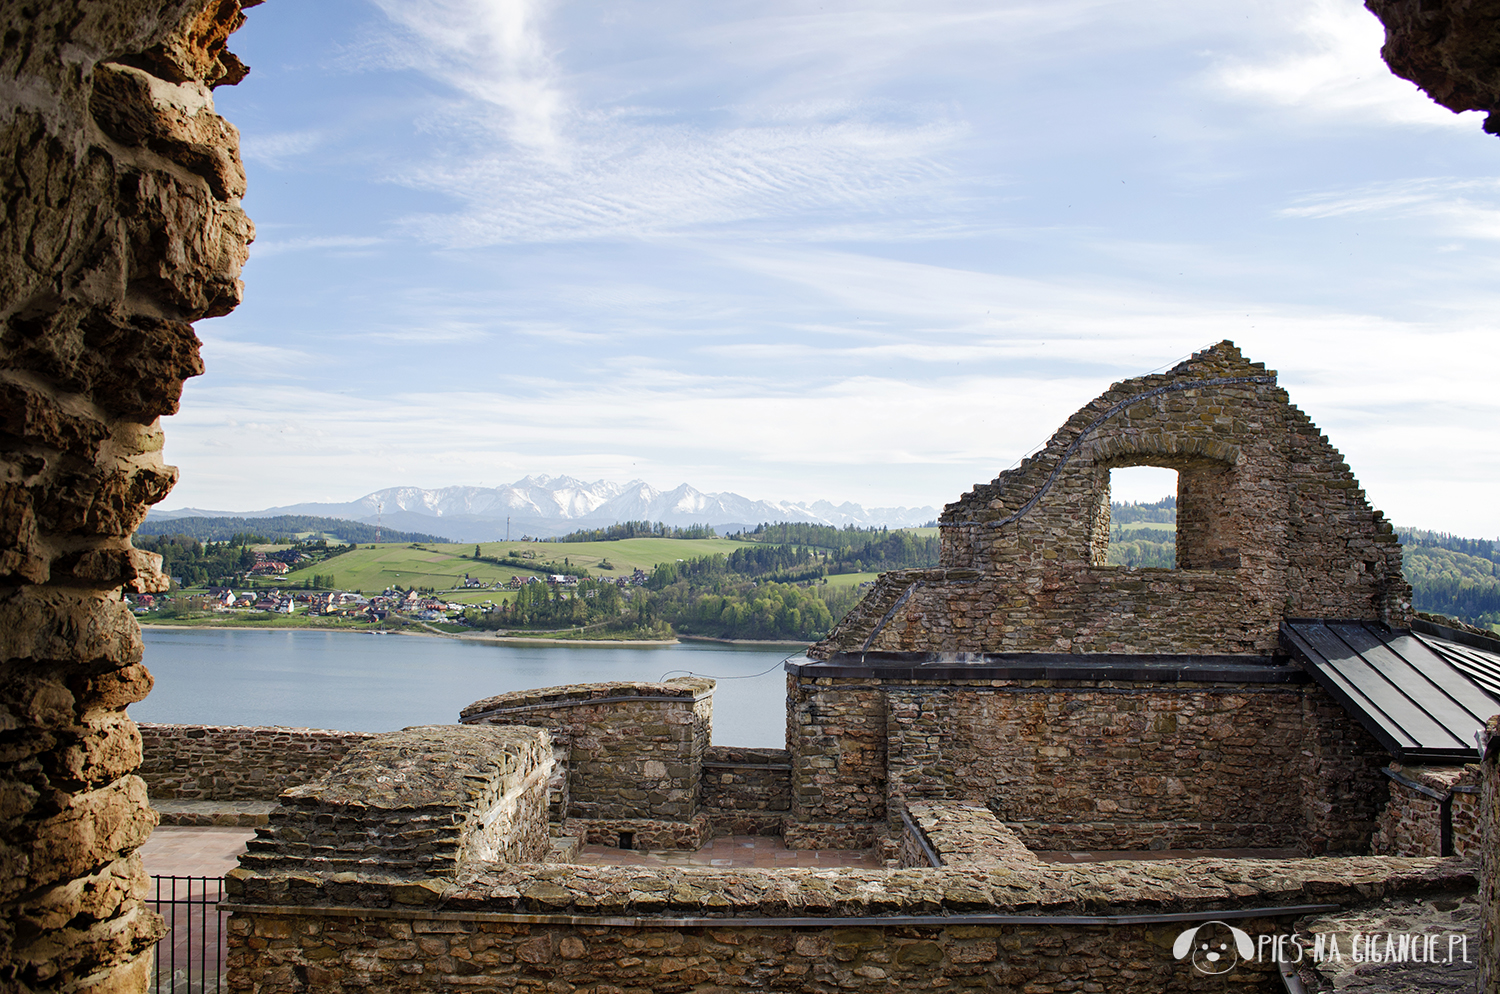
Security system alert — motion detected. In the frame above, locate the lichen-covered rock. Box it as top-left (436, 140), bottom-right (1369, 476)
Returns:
top-left (0, 0), bottom-right (255, 987)
top-left (1365, 0), bottom-right (1500, 135)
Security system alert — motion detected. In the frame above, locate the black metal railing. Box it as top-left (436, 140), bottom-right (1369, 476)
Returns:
top-left (146, 875), bottom-right (226, 994)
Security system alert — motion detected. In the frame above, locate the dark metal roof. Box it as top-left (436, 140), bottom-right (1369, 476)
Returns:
top-left (1410, 618), bottom-right (1500, 700)
top-left (1280, 620), bottom-right (1499, 763)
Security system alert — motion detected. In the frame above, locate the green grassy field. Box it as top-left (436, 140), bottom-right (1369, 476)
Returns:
top-left (473, 538), bottom-right (749, 575)
top-left (1114, 521), bottom-right (1175, 533)
top-left (824, 571), bottom-right (880, 588)
top-left (270, 537), bottom-right (907, 594)
top-left (277, 538), bottom-right (754, 593)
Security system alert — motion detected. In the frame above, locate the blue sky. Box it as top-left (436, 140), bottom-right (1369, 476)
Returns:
top-left (163, 0), bottom-right (1500, 535)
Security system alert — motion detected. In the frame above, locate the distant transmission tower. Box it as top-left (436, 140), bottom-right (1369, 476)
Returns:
top-left (376, 501), bottom-right (383, 544)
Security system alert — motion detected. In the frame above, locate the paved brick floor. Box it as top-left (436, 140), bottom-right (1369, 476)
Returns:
top-left (575, 834), bottom-right (884, 869)
top-left (139, 826), bottom-right (256, 879)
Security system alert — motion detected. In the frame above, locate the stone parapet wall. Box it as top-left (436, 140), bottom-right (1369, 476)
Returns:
top-left (137, 722), bottom-right (375, 801)
top-left (1373, 764), bottom-right (1482, 857)
top-left (223, 854), bottom-right (1474, 994)
top-left (462, 678), bottom-right (712, 824)
top-left (229, 913), bottom-right (1288, 993)
top-left (242, 726), bottom-right (553, 876)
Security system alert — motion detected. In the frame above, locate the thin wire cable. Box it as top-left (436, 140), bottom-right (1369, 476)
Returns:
top-left (997, 342), bottom-right (1221, 472)
top-left (660, 648), bottom-right (803, 683)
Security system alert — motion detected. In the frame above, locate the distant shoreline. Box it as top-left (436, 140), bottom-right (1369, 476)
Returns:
top-left (677, 635), bottom-right (811, 647)
top-left (138, 621), bottom-right (679, 646)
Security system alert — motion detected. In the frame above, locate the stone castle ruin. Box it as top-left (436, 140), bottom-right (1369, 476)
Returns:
top-left (129, 344), bottom-right (1500, 992)
top-left (4, 0), bottom-right (1500, 991)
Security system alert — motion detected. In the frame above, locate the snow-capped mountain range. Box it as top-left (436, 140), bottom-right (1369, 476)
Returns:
top-left (148, 476), bottom-right (940, 542)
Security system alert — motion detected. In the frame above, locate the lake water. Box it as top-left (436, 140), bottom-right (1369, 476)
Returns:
top-left (130, 628), bottom-right (798, 749)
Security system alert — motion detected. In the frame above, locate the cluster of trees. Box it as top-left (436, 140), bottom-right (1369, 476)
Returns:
top-left (468, 578), bottom-right (626, 630)
top-left (728, 524), bottom-right (942, 578)
top-left (134, 534), bottom-right (355, 588)
top-left (1398, 529), bottom-right (1500, 630)
top-left (1109, 497), bottom-right (1177, 525)
top-left (137, 514), bottom-right (450, 545)
top-left (552, 521), bottom-right (718, 542)
top-left (133, 535), bottom-right (258, 587)
top-left (1103, 498), bottom-right (1177, 568)
top-left (470, 549), bottom-right (869, 641)
top-left (829, 530), bottom-right (940, 573)
top-left (1398, 529), bottom-right (1500, 566)
top-left (649, 578), bottom-right (860, 641)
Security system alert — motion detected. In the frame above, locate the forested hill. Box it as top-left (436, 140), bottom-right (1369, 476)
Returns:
top-left (1396, 529), bottom-right (1500, 631)
top-left (1101, 504), bottom-right (1500, 632)
top-left (136, 515), bottom-right (451, 545)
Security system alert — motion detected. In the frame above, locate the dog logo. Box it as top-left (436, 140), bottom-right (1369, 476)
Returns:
top-left (1173, 921), bottom-right (1255, 975)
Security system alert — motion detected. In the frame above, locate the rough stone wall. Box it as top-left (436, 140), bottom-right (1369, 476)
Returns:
top-left (811, 343), bottom-right (1409, 659)
top-left (0, 1), bottom-right (254, 989)
top-left (1365, 0), bottom-right (1500, 136)
top-left (461, 679), bottom-right (713, 848)
top-left (787, 673), bottom-right (1388, 853)
top-left (218, 717), bottom-right (1478, 992)
top-left (137, 723), bottom-right (374, 801)
top-left (785, 676), bottom-right (887, 849)
top-left (1372, 764), bottom-right (1482, 857)
top-left (701, 746), bottom-right (790, 836)
top-left (1482, 716), bottom-right (1499, 994)
top-left (888, 683), bottom-right (1310, 851)
top-left (1298, 690), bottom-right (1391, 854)
top-left (242, 726), bottom-right (553, 877)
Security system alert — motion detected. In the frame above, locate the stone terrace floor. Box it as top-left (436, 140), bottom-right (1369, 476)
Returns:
top-left (575, 835), bottom-right (884, 869)
top-left (138, 827), bottom-right (1302, 877)
top-left (141, 826), bottom-right (255, 878)
top-left (141, 827), bottom-right (886, 875)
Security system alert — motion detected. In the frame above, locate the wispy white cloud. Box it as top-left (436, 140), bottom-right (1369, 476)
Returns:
top-left (365, 0), bottom-right (565, 154)
top-left (1210, 0), bottom-right (1480, 129)
top-left (1279, 178), bottom-right (1500, 242)
top-left (394, 111), bottom-right (966, 246)
top-left (239, 129), bottom-right (328, 168)
top-left (250, 235), bottom-right (387, 258)
top-left (195, 335), bottom-right (321, 379)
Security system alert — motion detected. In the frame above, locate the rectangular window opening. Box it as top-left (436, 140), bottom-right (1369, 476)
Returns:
top-left (1106, 467), bottom-right (1177, 568)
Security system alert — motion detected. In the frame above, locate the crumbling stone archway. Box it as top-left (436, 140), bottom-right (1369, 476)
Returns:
top-left (815, 342), bottom-right (1410, 658)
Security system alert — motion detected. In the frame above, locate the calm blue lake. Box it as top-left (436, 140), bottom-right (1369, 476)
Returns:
top-left (131, 629), bottom-right (796, 748)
